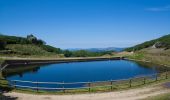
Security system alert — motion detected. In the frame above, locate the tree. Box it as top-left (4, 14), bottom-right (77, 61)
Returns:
top-left (27, 34), bottom-right (37, 44)
top-left (41, 45), bottom-right (61, 54)
top-left (72, 50), bottom-right (89, 57)
top-left (63, 50), bottom-right (72, 57)
top-left (26, 34), bottom-right (45, 45)
top-left (0, 41), bottom-right (6, 50)
top-left (37, 39), bottom-right (46, 45)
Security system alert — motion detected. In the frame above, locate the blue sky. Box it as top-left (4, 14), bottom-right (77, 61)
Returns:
top-left (0, 0), bottom-right (170, 49)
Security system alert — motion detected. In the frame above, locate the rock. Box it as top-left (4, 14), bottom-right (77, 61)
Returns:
top-left (153, 41), bottom-right (164, 48)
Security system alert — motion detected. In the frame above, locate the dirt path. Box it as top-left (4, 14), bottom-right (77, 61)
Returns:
top-left (3, 86), bottom-right (170, 100)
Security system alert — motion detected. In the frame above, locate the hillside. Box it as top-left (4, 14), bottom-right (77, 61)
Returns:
top-left (0, 34), bottom-right (63, 57)
top-left (125, 34), bottom-right (170, 51)
top-left (125, 34), bottom-right (170, 66)
top-left (0, 34), bottom-right (114, 58)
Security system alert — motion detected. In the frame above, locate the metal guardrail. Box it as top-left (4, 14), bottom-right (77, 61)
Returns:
top-left (1, 71), bottom-right (168, 93)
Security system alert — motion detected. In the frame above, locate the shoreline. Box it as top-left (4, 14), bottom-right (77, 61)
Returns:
top-left (1, 56), bottom-right (170, 98)
top-left (0, 56), bottom-right (124, 70)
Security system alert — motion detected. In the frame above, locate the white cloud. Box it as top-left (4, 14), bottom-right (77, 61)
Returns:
top-left (146, 5), bottom-right (170, 12)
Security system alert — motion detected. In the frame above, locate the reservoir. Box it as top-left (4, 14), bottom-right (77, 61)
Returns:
top-left (2, 60), bottom-right (167, 89)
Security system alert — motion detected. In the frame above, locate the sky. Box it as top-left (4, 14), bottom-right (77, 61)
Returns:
top-left (0, 0), bottom-right (170, 49)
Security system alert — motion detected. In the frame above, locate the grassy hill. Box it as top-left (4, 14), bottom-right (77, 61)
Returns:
top-left (125, 34), bottom-right (170, 66)
top-left (0, 34), bottom-right (114, 58)
top-left (0, 34), bottom-right (63, 57)
top-left (125, 34), bottom-right (170, 51)
top-left (6, 44), bottom-right (52, 55)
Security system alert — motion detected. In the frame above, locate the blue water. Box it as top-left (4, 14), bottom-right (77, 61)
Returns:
top-left (5, 60), bottom-right (159, 89)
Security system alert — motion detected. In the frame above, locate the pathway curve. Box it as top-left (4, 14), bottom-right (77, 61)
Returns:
top-left (3, 85), bottom-right (170, 100)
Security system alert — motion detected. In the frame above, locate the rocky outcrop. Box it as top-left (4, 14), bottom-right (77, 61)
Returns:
top-left (152, 41), bottom-right (164, 48)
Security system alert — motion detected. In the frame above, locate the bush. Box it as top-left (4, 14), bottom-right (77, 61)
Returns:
top-left (62, 50), bottom-right (114, 57)
top-left (63, 50), bottom-right (73, 57)
top-left (0, 41), bottom-right (6, 50)
top-left (40, 45), bottom-right (62, 54)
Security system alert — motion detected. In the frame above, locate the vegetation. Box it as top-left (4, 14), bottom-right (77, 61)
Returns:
top-left (125, 48), bottom-right (170, 66)
top-left (125, 53), bottom-right (145, 60)
top-left (144, 92), bottom-right (170, 100)
top-left (0, 34), bottom-right (62, 56)
top-left (0, 41), bottom-right (6, 50)
top-left (0, 34), bottom-right (45, 45)
top-left (124, 34), bottom-right (170, 66)
top-left (0, 58), bottom-right (4, 65)
top-left (26, 34), bottom-right (45, 45)
top-left (5, 44), bottom-right (51, 55)
top-left (0, 34), bottom-right (114, 57)
top-left (125, 34), bottom-right (170, 51)
top-left (63, 50), bottom-right (114, 57)
top-left (40, 45), bottom-right (62, 54)
top-left (63, 50), bottom-right (73, 57)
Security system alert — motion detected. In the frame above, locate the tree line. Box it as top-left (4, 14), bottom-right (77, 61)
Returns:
top-left (0, 34), bottom-right (114, 57)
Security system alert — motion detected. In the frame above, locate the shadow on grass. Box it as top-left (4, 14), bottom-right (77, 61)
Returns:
top-left (0, 87), bottom-right (18, 100)
top-left (0, 87), bottom-right (17, 100)
top-left (0, 94), bottom-right (18, 100)
top-left (0, 80), bottom-right (17, 100)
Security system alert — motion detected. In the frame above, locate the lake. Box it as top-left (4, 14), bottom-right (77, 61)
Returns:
top-left (2, 60), bottom-right (167, 89)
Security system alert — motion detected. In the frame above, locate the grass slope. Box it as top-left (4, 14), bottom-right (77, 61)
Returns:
top-left (125, 34), bottom-right (170, 51)
top-left (0, 34), bottom-right (63, 57)
top-left (144, 92), bottom-right (170, 100)
top-left (126, 48), bottom-right (170, 66)
top-left (124, 34), bottom-right (170, 66)
top-left (3, 44), bottom-right (64, 58)
top-left (6, 44), bottom-right (51, 55)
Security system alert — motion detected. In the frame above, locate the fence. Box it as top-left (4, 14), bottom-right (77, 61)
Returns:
top-left (1, 71), bottom-right (168, 93)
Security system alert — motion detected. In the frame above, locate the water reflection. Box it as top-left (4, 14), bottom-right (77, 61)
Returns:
top-left (3, 60), bottom-right (170, 82)
top-left (2, 64), bottom-right (41, 78)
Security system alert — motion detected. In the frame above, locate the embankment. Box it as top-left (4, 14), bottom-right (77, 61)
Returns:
top-left (0, 57), bottom-right (124, 70)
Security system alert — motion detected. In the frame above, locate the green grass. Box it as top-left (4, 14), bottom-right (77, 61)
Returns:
top-left (126, 53), bottom-right (145, 60)
top-left (0, 44), bottom-right (64, 58)
top-left (125, 34), bottom-right (170, 51)
top-left (6, 44), bottom-right (52, 55)
top-left (144, 92), bottom-right (170, 100)
top-left (126, 49), bottom-right (170, 66)
top-left (0, 71), bottom-right (12, 91)
top-left (0, 58), bottom-right (4, 65)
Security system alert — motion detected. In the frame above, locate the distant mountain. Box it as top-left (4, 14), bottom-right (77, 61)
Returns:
top-left (67, 47), bottom-right (125, 52)
top-left (125, 34), bottom-right (170, 51)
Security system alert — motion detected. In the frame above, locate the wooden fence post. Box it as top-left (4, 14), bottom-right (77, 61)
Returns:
top-left (63, 81), bottom-right (65, 93)
top-left (166, 72), bottom-right (168, 79)
top-left (14, 81), bottom-right (16, 89)
top-left (88, 82), bottom-right (91, 92)
top-left (111, 80), bottom-right (113, 90)
top-left (143, 77), bottom-right (146, 85)
top-left (36, 82), bottom-right (39, 92)
top-left (129, 79), bottom-right (132, 88)
top-left (155, 74), bottom-right (158, 81)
